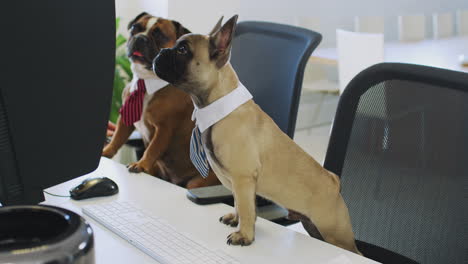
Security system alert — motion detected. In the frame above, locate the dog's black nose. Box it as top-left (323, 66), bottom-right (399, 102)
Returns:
top-left (153, 48), bottom-right (172, 82)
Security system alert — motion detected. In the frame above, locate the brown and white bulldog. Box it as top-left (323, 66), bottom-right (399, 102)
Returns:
top-left (103, 12), bottom-right (220, 189)
top-left (153, 15), bottom-right (362, 254)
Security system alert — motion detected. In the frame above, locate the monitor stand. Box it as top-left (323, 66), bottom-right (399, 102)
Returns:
top-left (0, 185), bottom-right (45, 206)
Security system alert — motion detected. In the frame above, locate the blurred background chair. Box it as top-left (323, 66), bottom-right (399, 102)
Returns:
top-left (398, 14), bottom-right (426, 41)
top-left (354, 16), bottom-right (385, 34)
top-left (456, 9), bottom-right (468, 36)
top-left (324, 63), bottom-right (468, 263)
top-left (432, 12), bottom-right (454, 39)
top-left (336, 29), bottom-right (384, 94)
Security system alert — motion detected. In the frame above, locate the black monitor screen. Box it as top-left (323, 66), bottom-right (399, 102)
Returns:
top-left (0, 0), bottom-right (116, 205)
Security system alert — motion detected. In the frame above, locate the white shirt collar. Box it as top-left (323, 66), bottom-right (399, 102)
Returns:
top-left (192, 82), bottom-right (253, 133)
top-left (130, 77), bottom-right (169, 94)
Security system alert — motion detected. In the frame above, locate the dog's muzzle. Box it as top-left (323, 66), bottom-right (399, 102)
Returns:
top-left (153, 48), bottom-right (175, 83)
top-left (128, 35), bottom-right (157, 67)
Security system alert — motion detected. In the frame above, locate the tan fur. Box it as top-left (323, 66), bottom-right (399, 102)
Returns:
top-left (167, 18), bottom-right (362, 254)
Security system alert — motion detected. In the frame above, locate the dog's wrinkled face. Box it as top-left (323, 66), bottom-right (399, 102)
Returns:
top-left (153, 15), bottom-right (238, 96)
top-left (127, 12), bottom-right (190, 78)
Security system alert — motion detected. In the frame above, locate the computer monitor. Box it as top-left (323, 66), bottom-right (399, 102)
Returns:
top-left (0, 0), bottom-right (116, 205)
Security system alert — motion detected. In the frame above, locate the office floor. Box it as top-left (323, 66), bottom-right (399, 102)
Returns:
top-left (293, 59), bottom-right (338, 166)
top-left (294, 123), bottom-right (332, 165)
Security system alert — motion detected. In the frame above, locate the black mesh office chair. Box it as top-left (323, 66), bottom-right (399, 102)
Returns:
top-left (187, 21), bottom-right (322, 224)
top-left (324, 63), bottom-right (468, 263)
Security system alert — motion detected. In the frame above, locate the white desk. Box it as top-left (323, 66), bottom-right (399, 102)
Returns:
top-left (313, 37), bottom-right (468, 73)
top-left (43, 157), bottom-right (377, 264)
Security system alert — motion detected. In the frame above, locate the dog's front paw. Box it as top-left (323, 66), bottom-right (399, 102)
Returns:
top-left (227, 231), bottom-right (254, 246)
top-left (219, 213), bottom-right (238, 227)
top-left (127, 162), bottom-right (144, 173)
top-left (127, 160), bottom-right (153, 174)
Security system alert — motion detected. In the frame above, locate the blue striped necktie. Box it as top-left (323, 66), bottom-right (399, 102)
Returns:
top-left (190, 127), bottom-right (210, 178)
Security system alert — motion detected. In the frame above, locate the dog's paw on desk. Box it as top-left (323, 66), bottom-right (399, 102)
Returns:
top-left (219, 213), bottom-right (239, 227)
top-left (127, 160), bottom-right (155, 175)
top-left (227, 231), bottom-right (254, 246)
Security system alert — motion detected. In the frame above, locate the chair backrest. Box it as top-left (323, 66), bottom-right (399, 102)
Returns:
top-left (336, 29), bottom-right (384, 94)
top-left (324, 63), bottom-right (468, 264)
top-left (432, 12), bottom-right (454, 39)
top-left (398, 14), bottom-right (426, 41)
top-left (230, 21), bottom-right (322, 138)
top-left (354, 16), bottom-right (385, 34)
top-left (456, 9), bottom-right (468, 36)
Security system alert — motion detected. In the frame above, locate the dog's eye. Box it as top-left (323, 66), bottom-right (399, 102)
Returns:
top-left (152, 29), bottom-right (168, 43)
top-left (176, 45), bottom-right (188, 55)
top-left (130, 24), bottom-right (143, 35)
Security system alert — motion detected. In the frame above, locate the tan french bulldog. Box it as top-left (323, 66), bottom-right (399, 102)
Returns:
top-left (153, 15), bottom-right (361, 255)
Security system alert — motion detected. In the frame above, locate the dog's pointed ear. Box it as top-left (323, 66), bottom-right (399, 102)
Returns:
top-left (209, 15), bottom-right (238, 68)
top-left (128, 12), bottom-right (149, 29)
top-left (208, 16), bottom-right (224, 35)
top-left (172, 20), bottom-right (191, 38)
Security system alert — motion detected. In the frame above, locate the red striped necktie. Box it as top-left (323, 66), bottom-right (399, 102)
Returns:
top-left (119, 79), bottom-right (146, 126)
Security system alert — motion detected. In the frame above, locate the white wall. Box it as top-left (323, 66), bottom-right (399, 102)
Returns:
top-left (116, 0), bottom-right (240, 37)
top-left (239, 0), bottom-right (468, 47)
top-left (115, 0), bottom-right (167, 37)
top-left (116, 0), bottom-right (468, 47)
top-left (168, 0), bottom-right (240, 34)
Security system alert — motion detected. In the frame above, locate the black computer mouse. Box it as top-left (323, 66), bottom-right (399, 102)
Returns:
top-left (70, 177), bottom-right (119, 200)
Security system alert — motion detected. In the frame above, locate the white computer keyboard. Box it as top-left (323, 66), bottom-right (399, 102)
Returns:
top-left (82, 201), bottom-right (240, 264)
